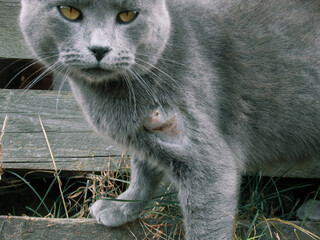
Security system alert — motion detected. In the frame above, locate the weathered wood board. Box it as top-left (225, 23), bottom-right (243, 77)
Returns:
top-left (0, 89), bottom-right (320, 178)
top-left (0, 89), bottom-right (127, 173)
top-left (0, 216), bottom-right (319, 240)
top-left (0, 0), bottom-right (32, 59)
top-left (0, 216), bottom-right (147, 240)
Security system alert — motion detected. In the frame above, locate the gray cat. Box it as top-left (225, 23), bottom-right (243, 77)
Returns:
top-left (20, 0), bottom-right (320, 239)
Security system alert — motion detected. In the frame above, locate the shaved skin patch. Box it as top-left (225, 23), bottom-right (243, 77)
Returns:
top-left (143, 109), bottom-right (183, 139)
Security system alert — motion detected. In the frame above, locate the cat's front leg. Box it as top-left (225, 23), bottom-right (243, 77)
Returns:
top-left (90, 154), bottom-right (163, 227)
top-left (178, 159), bottom-right (240, 240)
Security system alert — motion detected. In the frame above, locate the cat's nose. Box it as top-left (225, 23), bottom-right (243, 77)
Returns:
top-left (89, 46), bottom-right (112, 62)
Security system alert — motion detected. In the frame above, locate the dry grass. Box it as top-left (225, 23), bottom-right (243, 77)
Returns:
top-left (2, 156), bottom-right (320, 239)
top-left (0, 115), bottom-right (8, 180)
top-left (236, 217), bottom-right (320, 240)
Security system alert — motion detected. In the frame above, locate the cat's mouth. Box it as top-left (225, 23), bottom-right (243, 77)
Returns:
top-left (81, 67), bottom-right (114, 75)
top-left (72, 66), bottom-right (123, 82)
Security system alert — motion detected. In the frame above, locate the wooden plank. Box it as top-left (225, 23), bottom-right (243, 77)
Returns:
top-left (0, 0), bottom-right (32, 59)
top-left (3, 132), bottom-right (121, 158)
top-left (2, 156), bottom-right (129, 172)
top-left (0, 216), bottom-right (319, 240)
top-left (0, 89), bottom-right (319, 178)
top-left (0, 216), bottom-right (147, 240)
top-left (0, 89), bottom-right (127, 172)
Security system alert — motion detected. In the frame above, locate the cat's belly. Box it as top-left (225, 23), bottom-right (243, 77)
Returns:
top-left (239, 128), bottom-right (320, 168)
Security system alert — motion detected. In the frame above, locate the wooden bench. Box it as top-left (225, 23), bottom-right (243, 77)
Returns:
top-left (0, 1), bottom-right (319, 239)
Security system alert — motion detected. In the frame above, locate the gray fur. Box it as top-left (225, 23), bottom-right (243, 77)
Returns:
top-left (20, 0), bottom-right (320, 239)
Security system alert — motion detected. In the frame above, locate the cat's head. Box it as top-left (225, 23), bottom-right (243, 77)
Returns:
top-left (20, 0), bottom-right (170, 83)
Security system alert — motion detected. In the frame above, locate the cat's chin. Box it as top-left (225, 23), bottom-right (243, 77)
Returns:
top-left (70, 67), bottom-right (123, 84)
top-left (82, 67), bottom-right (113, 75)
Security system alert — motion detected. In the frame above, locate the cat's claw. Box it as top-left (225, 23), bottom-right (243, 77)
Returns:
top-left (90, 199), bottom-right (140, 227)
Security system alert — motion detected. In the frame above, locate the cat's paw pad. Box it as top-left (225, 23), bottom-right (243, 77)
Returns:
top-left (90, 199), bottom-right (139, 227)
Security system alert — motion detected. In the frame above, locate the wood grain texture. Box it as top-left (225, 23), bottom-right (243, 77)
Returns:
top-left (0, 89), bottom-right (128, 172)
top-left (0, 89), bottom-right (319, 177)
top-left (0, 216), bottom-right (319, 240)
top-left (0, 216), bottom-right (147, 240)
top-left (0, 0), bottom-right (33, 59)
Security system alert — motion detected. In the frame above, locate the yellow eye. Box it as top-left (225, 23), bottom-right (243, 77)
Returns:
top-left (117, 11), bottom-right (138, 24)
top-left (59, 6), bottom-right (82, 21)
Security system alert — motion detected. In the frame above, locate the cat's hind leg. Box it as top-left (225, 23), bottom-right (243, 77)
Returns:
top-left (90, 154), bottom-right (163, 227)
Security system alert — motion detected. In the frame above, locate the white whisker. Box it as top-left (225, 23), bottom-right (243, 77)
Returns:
top-left (135, 53), bottom-right (190, 69)
top-left (133, 63), bottom-right (171, 96)
top-left (55, 67), bottom-right (70, 114)
top-left (20, 61), bottom-right (63, 96)
top-left (20, 63), bottom-right (53, 88)
top-left (121, 71), bottom-right (137, 118)
top-left (135, 57), bottom-right (183, 93)
top-left (4, 54), bottom-right (59, 89)
top-left (129, 68), bottom-right (161, 106)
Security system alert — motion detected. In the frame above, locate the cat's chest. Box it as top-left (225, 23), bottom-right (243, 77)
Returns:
top-left (70, 79), bottom-right (184, 148)
top-left (100, 104), bottom-right (184, 147)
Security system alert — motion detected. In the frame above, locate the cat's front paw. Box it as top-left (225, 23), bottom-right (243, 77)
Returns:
top-left (90, 199), bottom-right (140, 227)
